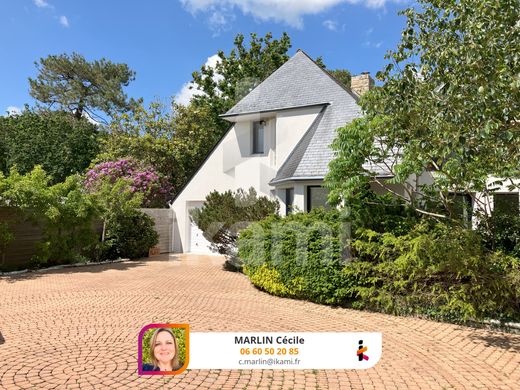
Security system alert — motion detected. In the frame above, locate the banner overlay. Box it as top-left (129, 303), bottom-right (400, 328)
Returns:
top-left (189, 332), bottom-right (382, 369)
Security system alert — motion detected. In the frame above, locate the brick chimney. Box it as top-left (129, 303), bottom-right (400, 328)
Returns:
top-left (350, 72), bottom-right (374, 96)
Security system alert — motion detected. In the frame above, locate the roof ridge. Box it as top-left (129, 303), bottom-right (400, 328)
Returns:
top-left (294, 50), bottom-right (359, 102)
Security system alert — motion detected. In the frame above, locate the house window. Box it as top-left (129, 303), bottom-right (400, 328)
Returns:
top-left (252, 121), bottom-right (265, 154)
top-left (285, 188), bottom-right (294, 216)
top-left (493, 193), bottom-right (519, 215)
top-left (452, 194), bottom-right (473, 225)
top-left (306, 186), bottom-right (330, 211)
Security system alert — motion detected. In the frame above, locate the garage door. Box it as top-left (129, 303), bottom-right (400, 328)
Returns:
top-left (188, 212), bottom-right (213, 254)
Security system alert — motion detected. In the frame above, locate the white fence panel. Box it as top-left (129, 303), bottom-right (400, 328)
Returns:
top-left (139, 208), bottom-right (174, 253)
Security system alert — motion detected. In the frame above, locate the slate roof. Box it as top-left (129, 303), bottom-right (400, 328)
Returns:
top-left (222, 50), bottom-right (358, 117)
top-left (223, 50), bottom-right (391, 183)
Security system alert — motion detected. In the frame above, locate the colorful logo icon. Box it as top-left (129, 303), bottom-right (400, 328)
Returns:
top-left (357, 340), bottom-right (369, 361)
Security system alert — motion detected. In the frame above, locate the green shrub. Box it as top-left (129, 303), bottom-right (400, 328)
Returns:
top-left (192, 187), bottom-right (279, 270)
top-left (102, 211), bottom-right (159, 259)
top-left (0, 167), bottom-right (158, 269)
top-left (0, 167), bottom-right (100, 268)
top-left (240, 208), bottom-right (351, 305)
top-left (477, 213), bottom-right (520, 258)
top-left (348, 222), bottom-right (520, 322)
top-left (90, 177), bottom-right (158, 261)
top-left (245, 264), bottom-right (298, 297)
top-left (240, 207), bottom-right (520, 323)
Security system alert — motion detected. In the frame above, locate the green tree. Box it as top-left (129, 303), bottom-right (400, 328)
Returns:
top-left (90, 177), bottom-right (158, 259)
top-left (98, 99), bottom-right (222, 194)
top-left (190, 32), bottom-right (352, 133)
top-left (29, 52), bottom-right (137, 121)
top-left (190, 32), bottom-right (292, 133)
top-left (191, 187), bottom-right (279, 270)
top-left (328, 69), bottom-right (351, 89)
top-left (0, 109), bottom-right (100, 184)
top-left (326, 0), bottom-right (520, 218)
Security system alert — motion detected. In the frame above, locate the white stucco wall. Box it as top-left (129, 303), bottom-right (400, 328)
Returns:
top-left (171, 106), bottom-right (321, 253)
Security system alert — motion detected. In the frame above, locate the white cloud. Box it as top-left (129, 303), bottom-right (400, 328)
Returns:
top-left (5, 106), bottom-right (21, 116)
top-left (323, 20), bottom-right (338, 31)
top-left (207, 8), bottom-right (235, 34)
top-left (59, 15), bottom-right (69, 27)
top-left (364, 40), bottom-right (383, 48)
top-left (175, 54), bottom-right (222, 105)
top-left (209, 11), bottom-right (227, 29)
top-left (34, 0), bottom-right (51, 8)
top-left (204, 54), bottom-right (221, 69)
top-left (180, 0), bottom-right (405, 29)
top-left (175, 83), bottom-right (203, 105)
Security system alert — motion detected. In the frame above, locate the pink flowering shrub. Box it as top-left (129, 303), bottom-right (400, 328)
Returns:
top-left (85, 159), bottom-right (171, 207)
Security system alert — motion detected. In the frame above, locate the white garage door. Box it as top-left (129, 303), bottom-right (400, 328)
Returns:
top-left (188, 212), bottom-right (213, 254)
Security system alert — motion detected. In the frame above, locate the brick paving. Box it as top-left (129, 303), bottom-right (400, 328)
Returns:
top-left (0, 254), bottom-right (519, 389)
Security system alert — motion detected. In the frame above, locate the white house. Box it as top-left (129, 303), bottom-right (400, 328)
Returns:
top-left (170, 49), bottom-right (519, 254)
top-left (170, 50), bottom-right (383, 253)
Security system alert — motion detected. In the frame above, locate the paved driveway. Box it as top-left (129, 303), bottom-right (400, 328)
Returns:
top-left (1, 254), bottom-right (519, 389)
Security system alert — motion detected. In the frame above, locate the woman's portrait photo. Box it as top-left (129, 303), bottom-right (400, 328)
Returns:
top-left (139, 324), bottom-right (189, 375)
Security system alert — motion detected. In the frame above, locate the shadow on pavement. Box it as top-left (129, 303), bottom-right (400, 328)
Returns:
top-left (0, 254), bottom-right (184, 284)
top-left (468, 331), bottom-right (520, 353)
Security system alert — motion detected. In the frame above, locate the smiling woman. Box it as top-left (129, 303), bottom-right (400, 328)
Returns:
top-left (142, 328), bottom-right (183, 372)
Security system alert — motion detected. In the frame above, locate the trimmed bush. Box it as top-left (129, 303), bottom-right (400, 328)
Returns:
top-left (191, 187), bottom-right (279, 270)
top-left (240, 208), bottom-right (351, 305)
top-left (102, 211), bottom-right (159, 260)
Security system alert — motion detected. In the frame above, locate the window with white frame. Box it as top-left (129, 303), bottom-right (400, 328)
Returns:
top-left (252, 120), bottom-right (265, 154)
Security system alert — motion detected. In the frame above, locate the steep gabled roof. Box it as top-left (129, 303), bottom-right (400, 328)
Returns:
top-left (222, 50), bottom-right (358, 117)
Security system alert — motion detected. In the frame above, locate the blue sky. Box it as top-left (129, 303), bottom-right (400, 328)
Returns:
top-left (1, 0), bottom-right (411, 115)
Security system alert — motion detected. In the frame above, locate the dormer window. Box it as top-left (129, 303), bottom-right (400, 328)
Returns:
top-left (252, 120), bottom-right (265, 154)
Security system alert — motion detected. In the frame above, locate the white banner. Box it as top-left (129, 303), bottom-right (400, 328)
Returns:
top-left (189, 332), bottom-right (382, 369)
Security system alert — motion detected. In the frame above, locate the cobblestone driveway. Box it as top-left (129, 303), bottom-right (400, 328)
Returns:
top-left (1, 254), bottom-right (519, 389)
